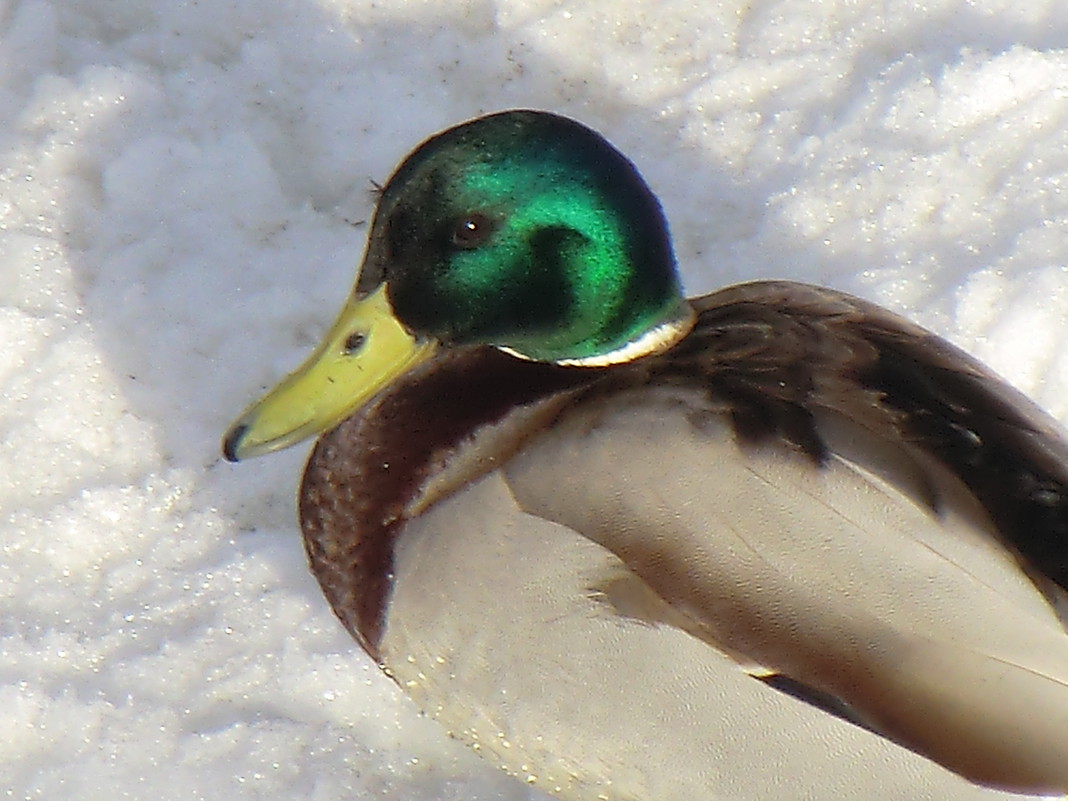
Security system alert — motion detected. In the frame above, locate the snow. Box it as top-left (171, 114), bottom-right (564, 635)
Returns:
top-left (3, 1), bottom-right (1068, 799)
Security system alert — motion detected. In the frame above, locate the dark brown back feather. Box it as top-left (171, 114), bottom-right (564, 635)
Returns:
top-left (681, 281), bottom-right (1068, 594)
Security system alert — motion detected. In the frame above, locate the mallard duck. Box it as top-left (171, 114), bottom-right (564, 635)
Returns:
top-left (223, 110), bottom-right (1068, 801)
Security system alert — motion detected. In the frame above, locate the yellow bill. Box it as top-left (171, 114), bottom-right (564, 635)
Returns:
top-left (222, 284), bottom-right (437, 461)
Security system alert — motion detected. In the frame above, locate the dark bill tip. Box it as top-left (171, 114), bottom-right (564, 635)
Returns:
top-left (222, 423), bottom-right (249, 462)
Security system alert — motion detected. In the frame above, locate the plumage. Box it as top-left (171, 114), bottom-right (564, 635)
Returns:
top-left (224, 110), bottom-right (1068, 801)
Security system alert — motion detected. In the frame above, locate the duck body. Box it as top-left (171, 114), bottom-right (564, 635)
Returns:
top-left (224, 111), bottom-right (1068, 801)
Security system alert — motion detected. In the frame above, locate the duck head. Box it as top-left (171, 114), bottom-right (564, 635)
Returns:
top-left (223, 110), bottom-right (694, 461)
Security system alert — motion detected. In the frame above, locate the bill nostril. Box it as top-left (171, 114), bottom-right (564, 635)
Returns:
top-left (344, 331), bottom-right (367, 354)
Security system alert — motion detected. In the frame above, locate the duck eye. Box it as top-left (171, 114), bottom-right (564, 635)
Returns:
top-left (450, 213), bottom-right (495, 249)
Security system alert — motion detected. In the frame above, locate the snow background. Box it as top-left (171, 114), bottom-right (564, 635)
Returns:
top-left (4, 0), bottom-right (1068, 799)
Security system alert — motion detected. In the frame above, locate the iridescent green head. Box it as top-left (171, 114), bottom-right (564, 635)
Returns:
top-left (359, 110), bottom-right (692, 364)
top-left (223, 110), bottom-right (694, 460)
